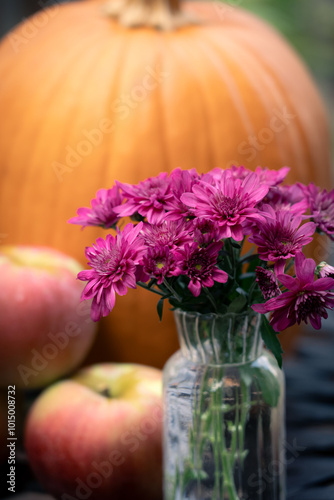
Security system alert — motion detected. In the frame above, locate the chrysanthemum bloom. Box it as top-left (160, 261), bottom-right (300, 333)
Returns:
top-left (142, 245), bottom-right (178, 284)
top-left (248, 206), bottom-right (316, 274)
top-left (192, 218), bottom-right (224, 246)
top-left (252, 252), bottom-right (334, 331)
top-left (254, 166), bottom-right (290, 186)
top-left (141, 220), bottom-right (193, 250)
top-left (173, 242), bottom-right (228, 297)
top-left (68, 187), bottom-right (122, 229)
top-left (115, 172), bottom-right (173, 224)
top-left (316, 262), bottom-right (334, 279)
top-left (255, 267), bottom-right (281, 300)
top-left (303, 183), bottom-right (334, 239)
top-left (204, 166), bottom-right (289, 187)
top-left (164, 168), bottom-right (200, 221)
top-left (78, 223), bottom-right (146, 321)
top-left (181, 170), bottom-right (269, 241)
top-left (260, 184), bottom-right (308, 215)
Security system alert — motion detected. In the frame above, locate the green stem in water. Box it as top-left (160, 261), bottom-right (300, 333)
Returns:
top-left (212, 368), bottom-right (222, 498)
top-left (239, 376), bottom-right (251, 467)
top-left (215, 366), bottom-right (239, 500)
top-left (194, 367), bottom-right (210, 488)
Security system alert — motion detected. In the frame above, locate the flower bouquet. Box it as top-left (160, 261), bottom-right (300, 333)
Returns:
top-left (70, 165), bottom-right (334, 500)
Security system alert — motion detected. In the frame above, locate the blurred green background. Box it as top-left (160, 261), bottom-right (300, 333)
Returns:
top-left (244, 0), bottom-right (334, 159)
top-left (245, 0), bottom-right (334, 82)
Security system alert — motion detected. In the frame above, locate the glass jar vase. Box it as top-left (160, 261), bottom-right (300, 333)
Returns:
top-left (163, 309), bottom-right (285, 500)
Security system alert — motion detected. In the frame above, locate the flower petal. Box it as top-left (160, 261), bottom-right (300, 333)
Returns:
top-left (277, 274), bottom-right (299, 291)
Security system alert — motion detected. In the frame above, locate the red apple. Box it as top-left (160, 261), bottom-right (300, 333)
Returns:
top-left (24, 363), bottom-right (163, 500)
top-left (0, 245), bottom-right (97, 389)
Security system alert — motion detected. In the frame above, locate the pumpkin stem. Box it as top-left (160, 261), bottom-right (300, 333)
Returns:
top-left (101, 0), bottom-right (198, 30)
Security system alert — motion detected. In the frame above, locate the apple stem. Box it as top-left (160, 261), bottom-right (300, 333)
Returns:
top-left (100, 387), bottom-right (112, 398)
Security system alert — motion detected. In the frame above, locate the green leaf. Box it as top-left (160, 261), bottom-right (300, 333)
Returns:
top-left (253, 366), bottom-right (280, 407)
top-left (227, 294), bottom-right (247, 313)
top-left (260, 316), bottom-right (283, 368)
top-left (157, 298), bottom-right (164, 321)
top-left (239, 272), bottom-right (256, 280)
top-left (183, 460), bottom-right (208, 485)
top-left (239, 248), bottom-right (257, 264)
top-left (230, 239), bottom-right (242, 249)
top-left (240, 362), bottom-right (281, 408)
top-left (246, 255), bottom-right (261, 273)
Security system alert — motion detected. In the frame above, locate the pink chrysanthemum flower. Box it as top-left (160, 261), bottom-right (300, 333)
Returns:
top-left (181, 170), bottom-right (269, 241)
top-left (141, 220), bottom-right (193, 250)
top-left (255, 267), bottom-right (281, 300)
top-left (260, 184), bottom-right (308, 215)
top-left (303, 184), bottom-right (334, 240)
top-left (252, 252), bottom-right (334, 331)
top-left (192, 218), bottom-right (224, 247)
top-left (199, 168), bottom-right (220, 183)
top-left (201, 166), bottom-right (250, 186)
top-left (68, 187), bottom-right (122, 229)
top-left (248, 206), bottom-right (316, 274)
top-left (78, 223), bottom-right (145, 321)
top-left (142, 245), bottom-right (178, 284)
top-left (207, 166), bottom-right (289, 186)
top-left (316, 262), bottom-right (334, 279)
top-left (115, 173), bottom-right (173, 224)
top-left (164, 168), bottom-right (200, 221)
top-left (173, 242), bottom-right (228, 297)
top-left (254, 166), bottom-right (290, 186)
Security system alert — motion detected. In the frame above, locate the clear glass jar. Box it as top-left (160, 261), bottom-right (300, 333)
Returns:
top-left (163, 309), bottom-right (285, 500)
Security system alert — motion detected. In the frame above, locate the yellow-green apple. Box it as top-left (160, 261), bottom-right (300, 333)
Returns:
top-left (0, 245), bottom-right (97, 389)
top-left (24, 363), bottom-right (163, 500)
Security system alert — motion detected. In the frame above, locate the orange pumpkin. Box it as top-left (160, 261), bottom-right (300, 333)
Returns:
top-left (0, 0), bottom-right (331, 367)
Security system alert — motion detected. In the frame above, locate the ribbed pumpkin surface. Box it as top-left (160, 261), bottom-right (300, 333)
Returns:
top-left (0, 0), bottom-right (331, 367)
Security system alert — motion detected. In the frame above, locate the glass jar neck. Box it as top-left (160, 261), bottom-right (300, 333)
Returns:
top-left (173, 309), bottom-right (263, 365)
